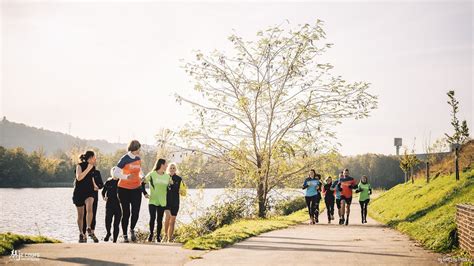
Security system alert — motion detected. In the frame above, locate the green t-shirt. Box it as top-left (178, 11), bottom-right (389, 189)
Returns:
top-left (145, 171), bottom-right (171, 207)
top-left (358, 182), bottom-right (372, 202)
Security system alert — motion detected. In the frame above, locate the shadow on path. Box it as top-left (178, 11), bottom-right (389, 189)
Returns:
top-left (231, 244), bottom-right (413, 258)
top-left (42, 256), bottom-right (130, 266)
top-left (243, 239), bottom-right (353, 248)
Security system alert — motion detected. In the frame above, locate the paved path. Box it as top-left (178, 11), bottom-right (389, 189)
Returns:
top-left (2, 201), bottom-right (441, 265)
top-left (187, 201), bottom-right (441, 266)
top-left (2, 242), bottom-right (204, 265)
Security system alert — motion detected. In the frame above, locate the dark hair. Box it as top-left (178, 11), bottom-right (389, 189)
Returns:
top-left (344, 168), bottom-right (349, 172)
top-left (315, 174), bottom-right (322, 180)
top-left (154, 158), bottom-right (166, 171)
top-left (361, 175), bottom-right (368, 183)
top-left (79, 150), bottom-right (95, 163)
top-left (310, 169), bottom-right (317, 178)
top-left (128, 140), bottom-right (141, 152)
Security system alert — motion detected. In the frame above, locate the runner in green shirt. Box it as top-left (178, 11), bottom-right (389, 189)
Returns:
top-left (143, 158), bottom-right (171, 242)
top-left (356, 175), bottom-right (372, 224)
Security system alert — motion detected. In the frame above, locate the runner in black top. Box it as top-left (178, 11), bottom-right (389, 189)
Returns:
top-left (73, 151), bottom-right (97, 243)
top-left (102, 167), bottom-right (121, 243)
top-left (322, 176), bottom-right (335, 223)
top-left (164, 163), bottom-right (187, 242)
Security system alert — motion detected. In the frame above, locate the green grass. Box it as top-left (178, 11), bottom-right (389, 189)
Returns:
top-left (183, 208), bottom-right (312, 250)
top-left (369, 170), bottom-right (474, 252)
top-left (0, 232), bottom-right (60, 255)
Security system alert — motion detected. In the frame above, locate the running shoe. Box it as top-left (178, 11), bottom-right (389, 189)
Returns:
top-left (130, 230), bottom-right (137, 242)
top-left (104, 233), bottom-right (111, 242)
top-left (90, 233), bottom-right (99, 243)
top-left (79, 234), bottom-right (87, 243)
top-left (123, 235), bottom-right (129, 243)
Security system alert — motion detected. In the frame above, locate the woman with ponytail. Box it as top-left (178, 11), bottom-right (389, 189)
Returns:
top-left (73, 150), bottom-right (98, 243)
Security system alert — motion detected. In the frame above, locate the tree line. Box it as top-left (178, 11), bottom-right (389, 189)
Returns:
top-left (0, 144), bottom-right (412, 189)
top-left (0, 145), bottom-right (234, 188)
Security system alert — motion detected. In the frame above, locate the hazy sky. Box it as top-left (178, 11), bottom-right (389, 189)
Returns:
top-left (1, 0), bottom-right (473, 155)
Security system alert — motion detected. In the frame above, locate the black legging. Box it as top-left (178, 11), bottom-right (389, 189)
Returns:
top-left (359, 199), bottom-right (370, 221)
top-left (149, 205), bottom-right (166, 239)
top-left (105, 203), bottom-right (122, 242)
top-left (305, 195), bottom-right (319, 219)
top-left (324, 195), bottom-right (335, 220)
top-left (118, 187), bottom-right (142, 235)
top-left (82, 192), bottom-right (98, 233)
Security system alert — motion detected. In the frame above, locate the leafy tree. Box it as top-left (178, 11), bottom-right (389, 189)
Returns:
top-left (445, 90), bottom-right (470, 180)
top-left (445, 90), bottom-right (470, 145)
top-left (176, 21), bottom-right (377, 217)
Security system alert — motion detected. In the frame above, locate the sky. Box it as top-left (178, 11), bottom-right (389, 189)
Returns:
top-left (1, 0), bottom-right (473, 155)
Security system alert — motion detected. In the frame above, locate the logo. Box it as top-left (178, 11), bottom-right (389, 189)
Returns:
top-left (10, 249), bottom-right (40, 261)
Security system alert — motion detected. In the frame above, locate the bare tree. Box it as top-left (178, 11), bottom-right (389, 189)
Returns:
top-left (176, 21), bottom-right (378, 217)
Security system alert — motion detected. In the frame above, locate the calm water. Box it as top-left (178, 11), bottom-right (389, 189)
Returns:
top-left (0, 188), bottom-right (302, 242)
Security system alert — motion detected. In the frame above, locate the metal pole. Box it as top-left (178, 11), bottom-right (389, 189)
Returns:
top-left (426, 161), bottom-right (430, 183)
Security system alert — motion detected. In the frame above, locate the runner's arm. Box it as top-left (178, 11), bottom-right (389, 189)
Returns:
top-left (302, 179), bottom-right (308, 189)
top-left (101, 181), bottom-right (108, 198)
top-left (141, 181), bottom-right (148, 196)
top-left (113, 166), bottom-right (129, 179)
top-left (94, 170), bottom-right (104, 189)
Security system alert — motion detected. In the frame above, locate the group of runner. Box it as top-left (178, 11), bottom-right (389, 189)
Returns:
top-left (303, 168), bottom-right (372, 225)
top-left (72, 140), bottom-right (187, 243)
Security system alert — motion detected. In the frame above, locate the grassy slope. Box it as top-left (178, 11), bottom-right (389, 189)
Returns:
top-left (0, 232), bottom-right (60, 255)
top-left (369, 170), bottom-right (474, 252)
top-left (184, 208), bottom-right (313, 250)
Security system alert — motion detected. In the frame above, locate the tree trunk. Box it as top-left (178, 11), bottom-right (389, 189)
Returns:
top-left (455, 147), bottom-right (460, 181)
top-left (404, 171), bottom-right (407, 183)
top-left (411, 167), bottom-right (414, 184)
top-left (256, 156), bottom-right (266, 218)
top-left (257, 181), bottom-right (266, 218)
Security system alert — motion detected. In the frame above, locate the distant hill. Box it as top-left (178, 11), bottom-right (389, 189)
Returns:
top-left (0, 117), bottom-right (126, 154)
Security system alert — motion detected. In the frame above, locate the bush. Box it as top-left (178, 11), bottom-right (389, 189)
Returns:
top-left (175, 198), bottom-right (251, 243)
top-left (0, 232), bottom-right (60, 255)
top-left (274, 197), bottom-right (307, 216)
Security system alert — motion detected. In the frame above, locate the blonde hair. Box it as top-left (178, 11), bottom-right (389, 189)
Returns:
top-left (166, 163), bottom-right (179, 175)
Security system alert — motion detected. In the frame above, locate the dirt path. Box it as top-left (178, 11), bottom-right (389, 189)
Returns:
top-left (2, 201), bottom-right (441, 265)
top-left (187, 201), bottom-right (441, 266)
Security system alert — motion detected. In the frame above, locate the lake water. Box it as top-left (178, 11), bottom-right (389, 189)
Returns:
top-left (0, 188), bottom-right (302, 242)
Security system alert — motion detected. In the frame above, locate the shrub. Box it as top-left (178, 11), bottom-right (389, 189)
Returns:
top-left (274, 197), bottom-right (307, 216)
top-left (175, 198), bottom-right (251, 243)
